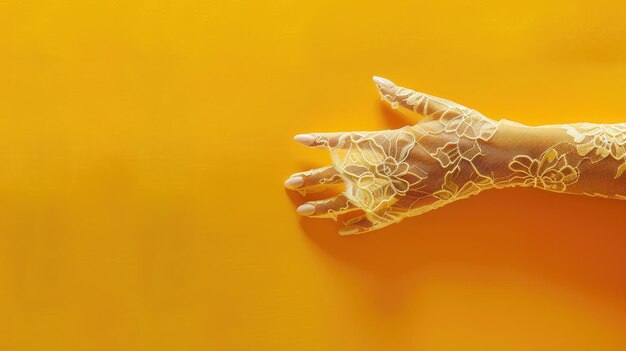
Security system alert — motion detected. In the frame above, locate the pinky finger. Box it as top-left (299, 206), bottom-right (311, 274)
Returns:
top-left (340, 215), bottom-right (373, 235)
top-left (339, 214), bottom-right (392, 235)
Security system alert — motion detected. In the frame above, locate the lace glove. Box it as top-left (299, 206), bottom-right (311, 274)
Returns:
top-left (285, 77), bottom-right (626, 235)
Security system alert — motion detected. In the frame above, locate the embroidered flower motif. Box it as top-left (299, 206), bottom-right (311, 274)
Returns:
top-left (564, 124), bottom-right (626, 179)
top-left (433, 166), bottom-right (493, 202)
top-left (509, 149), bottom-right (578, 192)
top-left (334, 130), bottom-right (425, 211)
top-left (565, 123), bottom-right (626, 159)
top-left (444, 110), bottom-right (498, 140)
top-left (425, 110), bottom-right (498, 163)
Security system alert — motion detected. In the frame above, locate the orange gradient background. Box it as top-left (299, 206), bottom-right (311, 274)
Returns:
top-left (2, 0), bottom-right (626, 350)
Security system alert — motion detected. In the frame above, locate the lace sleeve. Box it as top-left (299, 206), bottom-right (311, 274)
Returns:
top-left (286, 77), bottom-right (626, 234)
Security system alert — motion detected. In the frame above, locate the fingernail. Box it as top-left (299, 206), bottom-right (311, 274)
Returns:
top-left (339, 227), bottom-right (359, 236)
top-left (296, 203), bottom-right (316, 216)
top-left (372, 76), bottom-right (395, 88)
top-left (284, 176), bottom-right (304, 189)
top-left (293, 134), bottom-right (316, 146)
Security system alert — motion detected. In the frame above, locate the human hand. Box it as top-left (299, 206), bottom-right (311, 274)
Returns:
top-left (285, 76), bottom-right (502, 235)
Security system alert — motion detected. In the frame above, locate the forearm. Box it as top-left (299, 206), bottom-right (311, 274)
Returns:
top-left (482, 121), bottom-right (626, 199)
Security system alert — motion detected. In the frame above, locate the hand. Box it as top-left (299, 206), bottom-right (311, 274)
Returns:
top-left (285, 76), bottom-right (501, 235)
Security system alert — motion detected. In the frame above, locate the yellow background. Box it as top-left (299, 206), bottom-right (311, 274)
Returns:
top-left (2, 0), bottom-right (626, 349)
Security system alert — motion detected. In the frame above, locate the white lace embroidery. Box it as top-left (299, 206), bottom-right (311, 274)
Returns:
top-left (289, 78), bottom-right (626, 234)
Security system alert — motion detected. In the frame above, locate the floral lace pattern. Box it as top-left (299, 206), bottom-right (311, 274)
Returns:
top-left (563, 123), bottom-right (626, 179)
top-left (432, 165), bottom-right (493, 202)
top-left (288, 77), bottom-right (626, 234)
top-left (508, 149), bottom-right (579, 192)
top-left (325, 130), bottom-right (427, 213)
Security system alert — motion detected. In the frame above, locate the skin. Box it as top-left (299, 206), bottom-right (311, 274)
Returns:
top-left (285, 77), bottom-right (626, 235)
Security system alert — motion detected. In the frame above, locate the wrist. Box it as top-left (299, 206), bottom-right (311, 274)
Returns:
top-left (475, 122), bottom-right (575, 190)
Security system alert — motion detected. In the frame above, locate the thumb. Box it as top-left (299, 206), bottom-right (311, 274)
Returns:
top-left (372, 76), bottom-right (469, 120)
